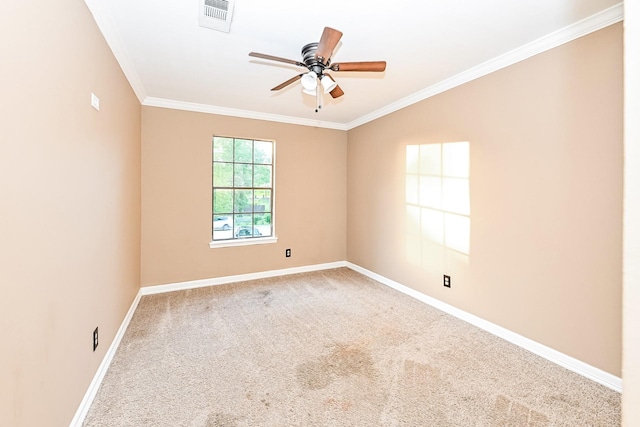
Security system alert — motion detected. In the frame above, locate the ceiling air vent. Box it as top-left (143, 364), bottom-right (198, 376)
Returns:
top-left (199, 0), bottom-right (235, 33)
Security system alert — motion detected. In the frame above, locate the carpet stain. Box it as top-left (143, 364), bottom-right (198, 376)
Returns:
top-left (296, 360), bottom-right (335, 390)
top-left (327, 343), bottom-right (375, 378)
top-left (296, 343), bottom-right (375, 390)
top-left (258, 289), bottom-right (273, 307)
top-left (491, 395), bottom-right (550, 426)
top-left (205, 412), bottom-right (238, 427)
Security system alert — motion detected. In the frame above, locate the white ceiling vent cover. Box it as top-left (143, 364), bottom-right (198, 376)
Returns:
top-left (199, 0), bottom-right (235, 33)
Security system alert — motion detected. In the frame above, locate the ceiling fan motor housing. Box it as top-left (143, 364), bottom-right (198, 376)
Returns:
top-left (301, 43), bottom-right (327, 76)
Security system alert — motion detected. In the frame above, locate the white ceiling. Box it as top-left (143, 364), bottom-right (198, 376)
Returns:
top-left (85, 0), bottom-right (622, 130)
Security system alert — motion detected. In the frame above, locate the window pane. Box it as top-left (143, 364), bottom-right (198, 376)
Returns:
top-left (235, 139), bottom-right (253, 163)
top-left (254, 190), bottom-right (271, 213)
top-left (254, 165), bottom-right (272, 187)
top-left (235, 213), bottom-right (252, 227)
top-left (255, 213), bottom-right (272, 236)
top-left (254, 212), bottom-right (271, 225)
top-left (234, 189), bottom-right (253, 213)
top-left (213, 137), bottom-right (233, 162)
top-left (213, 162), bottom-right (233, 187)
top-left (212, 214), bottom-right (233, 231)
top-left (213, 189), bottom-right (233, 214)
top-left (212, 213), bottom-right (234, 240)
top-left (254, 141), bottom-right (273, 164)
top-left (234, 163), bottom-right (253, 187)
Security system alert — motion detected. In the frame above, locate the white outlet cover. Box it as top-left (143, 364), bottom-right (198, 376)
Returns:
top-left (91, 93), bottom-right (100, 111)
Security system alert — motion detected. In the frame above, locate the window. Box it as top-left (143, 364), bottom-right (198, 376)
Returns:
top-left (211, 136), bottom-right (276, 246)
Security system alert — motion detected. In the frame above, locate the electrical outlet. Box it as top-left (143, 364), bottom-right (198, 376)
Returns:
top-left (93, 327), bottom-right (99, 351)
top-left (443, 275), bottom-right (451, 288)
top-left (285, 248), bottom-right (291, 258)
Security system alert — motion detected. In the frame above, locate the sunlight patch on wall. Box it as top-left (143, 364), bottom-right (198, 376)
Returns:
top-left (406, 142), bottom-right (470, 269)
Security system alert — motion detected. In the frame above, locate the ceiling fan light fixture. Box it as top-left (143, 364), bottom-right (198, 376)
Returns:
top-left (300, 71), bottom-right (318, 91)
top-left (320, 74), bottom-right (337, 93)
top-left (302, 87), bottom-right (316, 96)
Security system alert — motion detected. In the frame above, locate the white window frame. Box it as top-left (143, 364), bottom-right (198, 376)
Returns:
top-left (209, 136), bottom-right (278, 249)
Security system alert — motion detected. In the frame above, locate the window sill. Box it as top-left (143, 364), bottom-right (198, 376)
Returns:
top-left (209, 236), bottom-right (278, 249)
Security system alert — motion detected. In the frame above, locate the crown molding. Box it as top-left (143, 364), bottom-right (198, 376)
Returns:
top-left (346, 2), bottom-right (624, 130)
top-left (142, 97), bottom-right (349, 131)
top-left (84, 0), bottom-right (147, 102)
top-left (86, 0), bottom-right (622, 131)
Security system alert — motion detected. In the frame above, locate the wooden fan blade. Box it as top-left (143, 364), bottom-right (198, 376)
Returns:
top-left (331, 61), bottom-right (387, 72)
top-left (249, 52), bottom-right (305, 68)
top-left (271, 74), bottom-right (303, 91)
top-left (315, 27), bottom-right (343, 65)
top-left (329, 85), bottom-right (344, 98)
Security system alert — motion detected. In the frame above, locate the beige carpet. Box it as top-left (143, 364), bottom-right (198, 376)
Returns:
top-left (83, 268), bottom-right (620, 426)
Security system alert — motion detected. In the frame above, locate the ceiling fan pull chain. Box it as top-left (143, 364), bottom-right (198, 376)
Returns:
top-left (316, 84), bottom-right (322, 112)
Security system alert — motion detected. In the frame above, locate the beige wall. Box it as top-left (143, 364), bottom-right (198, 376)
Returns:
top-left (0, 1), bottom-right (627, 424)
top-left (141, 107), bottom-right (347, 286)
top-left (347, 24), bottom-right (623, 376)
top-left (623, 1), bottom-right (640, 425)
top-left (0, 1), bottom-right (141, 426)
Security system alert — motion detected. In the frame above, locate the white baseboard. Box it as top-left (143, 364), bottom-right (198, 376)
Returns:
top-left (70, 262), bottom-right (346, 425)
top-left (71, 260), bottom-right (620, 426)
top-left (346, 262), bottom-right (622, 392)
top-left (69, 290), bottom-right (142, 427)
top-left (140, 261), bottom-right (347, 295)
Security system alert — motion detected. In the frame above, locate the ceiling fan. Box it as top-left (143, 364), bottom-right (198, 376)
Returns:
top-left (249, 27), bottom-right (386, 111)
